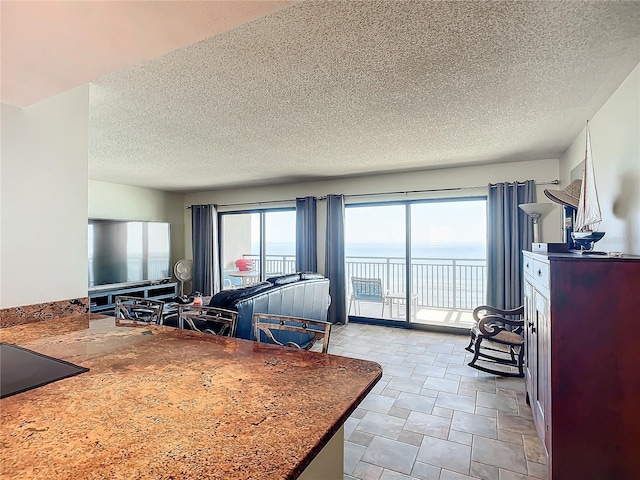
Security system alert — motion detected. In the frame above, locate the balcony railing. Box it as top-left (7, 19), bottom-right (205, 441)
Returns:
top-left (243, 254), bottom-right (487, 311)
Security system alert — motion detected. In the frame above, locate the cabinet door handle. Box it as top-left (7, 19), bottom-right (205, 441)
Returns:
top-left (537, 269), bottom-right (542, 276)
top-left (526, 263), bottom-right (529, 268)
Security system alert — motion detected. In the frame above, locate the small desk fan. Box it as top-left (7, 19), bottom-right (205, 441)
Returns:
top-left (173, 259), bottom-right (193, 296)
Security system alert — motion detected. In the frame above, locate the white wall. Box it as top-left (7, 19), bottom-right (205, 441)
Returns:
top-left (1, 85), bottom-right (90, 308)
top-left (560, 64), bottom-right (640, 254)
top-left (184, 158), bottom-right (562, 271)
top-left (89, 180), bottom-right (186, 274)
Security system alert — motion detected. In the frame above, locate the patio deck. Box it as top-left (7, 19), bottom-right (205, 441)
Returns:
top-left (349, 301), bottom-right (476, 330)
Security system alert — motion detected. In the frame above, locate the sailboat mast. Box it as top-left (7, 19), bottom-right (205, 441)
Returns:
top-left (574, 122), bottom-right (602, 232)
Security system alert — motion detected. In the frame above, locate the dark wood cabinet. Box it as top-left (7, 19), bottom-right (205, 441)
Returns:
top-left (523, 251), bottom-right (640, 479)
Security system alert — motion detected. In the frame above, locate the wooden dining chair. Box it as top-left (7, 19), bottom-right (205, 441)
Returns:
top-left (114, 296), bottom-right (165, 326)
top-left (252, 313), bottom-right (332, 353)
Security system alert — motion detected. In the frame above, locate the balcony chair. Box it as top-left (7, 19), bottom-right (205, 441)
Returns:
top-left (348, 277), bottom-right (388, 317)
top-left (252, 313), bottom-right (332, 353)
top-left (176, 305), bottom-right (238, 337)
top-left (114, 296), bottom-right (165, 326)
top-left (465, 304), bottom-right (525, 377)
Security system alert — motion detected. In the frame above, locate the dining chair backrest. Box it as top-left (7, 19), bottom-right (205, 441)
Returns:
top-left (178, 305), bottom-right (238, 337)
top-left (114, 296), bottom-right (165, 326)
top-left (252, 313), bottom-right (331, 353)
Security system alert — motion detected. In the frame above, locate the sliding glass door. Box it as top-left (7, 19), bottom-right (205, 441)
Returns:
top-left (345, 198), bottom-right (487, 330)
top-left (219, 209), bottom-right (295, 288)
top-left (410, 200), bottom-right (486, 329)
top-left (345, 204), bottom-right (407, 322)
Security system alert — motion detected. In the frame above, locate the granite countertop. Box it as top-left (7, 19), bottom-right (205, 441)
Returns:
top-left (0, 315), bottom-right (382, 479)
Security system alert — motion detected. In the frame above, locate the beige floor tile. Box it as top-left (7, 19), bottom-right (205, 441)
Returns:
top-left (361, 436), bottom-right (419, 475)
top-left (471, 460), bottom-right (500, 480)
top-left (526, 460), bottom-right (549, 479)
top-left (397, 430), bottom-right (424, 447)
top-left (435, 392), bottom-right (476, 414)
top-left (404, 411), bottom-right (451, 439)
top-left (471, 436), bottom-right (528, 475)
top-left (348, 430), bottom-right (376, 447)
top-left (359, 392), bottom-right (397, 414)
top-left (388, 406), bottom-right (411, 419)
top-left (499, 469), bottom-right (537, 480)
top-left (497, 429), bottom-right (524, 445)
top-left (345, 441), bottom-right (367, 475)
top-left (411, 461), bottom-right (441, 479)
top-left (476, 391), bottom-right (519, 413)
top-left (423, 376), bottom-right (460, 393)
top-left (431, 406), bottom-right (454, 419)
top-left (448, 429), bottom-right (473, 446)
top-left (416, 436), bottom-right (471, 475)
top-left (496, 411), bottom-right (537, 436)
top-left (451, 411), bottom-right (497, 439)
top-left (439, 470), bottom-right (476, 480)
top-left (352, 461), bottom-right (383, 480)
top-left (523, 435), bottom-right (547, 464)
top-left (356, 411), bottom-right (406, 440)
top-left (393, 392), bottom-right (436, 414)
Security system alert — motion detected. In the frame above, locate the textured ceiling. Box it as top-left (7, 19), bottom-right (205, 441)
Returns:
top-left (8, 1), bottom-right (640, 192)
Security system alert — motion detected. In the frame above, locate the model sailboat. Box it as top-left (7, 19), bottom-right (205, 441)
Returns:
top-left (571, 121), bottom-right (605, 251)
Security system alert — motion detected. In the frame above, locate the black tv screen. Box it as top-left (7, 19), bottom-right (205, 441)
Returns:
top-left (88, 219), bottom-right (171, 288)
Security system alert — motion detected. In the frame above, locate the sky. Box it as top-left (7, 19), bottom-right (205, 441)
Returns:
top-left (346, 199), bottom-right (487, 246)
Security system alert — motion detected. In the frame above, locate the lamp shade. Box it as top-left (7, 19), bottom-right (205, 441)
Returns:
top-left (519, 203), bottom-right (554, 217)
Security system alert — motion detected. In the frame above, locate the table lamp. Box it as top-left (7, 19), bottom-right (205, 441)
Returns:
top-left (519, 203), bottom-right (554, 243)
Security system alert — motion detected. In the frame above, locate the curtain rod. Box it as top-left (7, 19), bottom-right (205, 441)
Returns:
top-left (186, 180), bottom-right (559, 209)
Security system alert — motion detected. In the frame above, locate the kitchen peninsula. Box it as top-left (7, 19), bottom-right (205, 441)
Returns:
top-left (0, 314), bottom-right (382, 479)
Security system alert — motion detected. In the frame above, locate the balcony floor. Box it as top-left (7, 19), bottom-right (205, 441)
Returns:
top-left (348, 301), bottom-right (476, 331)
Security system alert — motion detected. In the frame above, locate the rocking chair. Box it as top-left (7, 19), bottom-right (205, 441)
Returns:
top-left (465, 305), bottom-right (525, 377)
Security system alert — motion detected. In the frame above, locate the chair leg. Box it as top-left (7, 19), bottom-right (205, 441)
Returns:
top-left (469, 336), bottom-right (483, 368)
top-left (465, 331), bottom-right (476, 353)
top-left (517, 345), bottom-right (525, 378)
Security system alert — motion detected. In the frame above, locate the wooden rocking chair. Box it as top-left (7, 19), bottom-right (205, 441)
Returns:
top-left (466, 305), bottom-right (525, 377)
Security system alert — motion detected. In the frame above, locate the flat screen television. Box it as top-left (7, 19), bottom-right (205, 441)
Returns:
top-left (88, 219), bottom-right (171, 289)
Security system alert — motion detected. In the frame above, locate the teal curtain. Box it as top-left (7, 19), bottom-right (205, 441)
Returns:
top-left (487, 181), bottom-right (535, 310)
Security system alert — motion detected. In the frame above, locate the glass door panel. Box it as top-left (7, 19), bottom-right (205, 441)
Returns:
top-left (345, 204), bottom-right (407, 322)
top-left (264, 210), bottom-right (296, 276)
top-left (410, 200), bottom-right (487, 329)
top-left (220, 213), bottom-right (260, 287)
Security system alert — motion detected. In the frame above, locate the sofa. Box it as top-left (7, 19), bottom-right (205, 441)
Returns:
top-left (208, 272), bottom-right (331, 341)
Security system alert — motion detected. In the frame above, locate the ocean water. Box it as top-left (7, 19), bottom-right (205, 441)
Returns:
top-left (262, 242), bottom-right (486, 260)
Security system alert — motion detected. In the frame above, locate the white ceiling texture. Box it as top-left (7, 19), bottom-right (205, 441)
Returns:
top-left (3, 1), bottom-right (640, 192)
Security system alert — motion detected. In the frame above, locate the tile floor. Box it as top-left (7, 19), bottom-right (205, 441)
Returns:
top-left (326, 322), bottom-right (547, 480)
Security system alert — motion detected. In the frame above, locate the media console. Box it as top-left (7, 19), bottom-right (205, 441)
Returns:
top-left (89, 282), bottom-right (178, 313)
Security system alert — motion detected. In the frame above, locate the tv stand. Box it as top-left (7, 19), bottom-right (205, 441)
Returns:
top-left (89, 282), bottom-right (178, 313)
